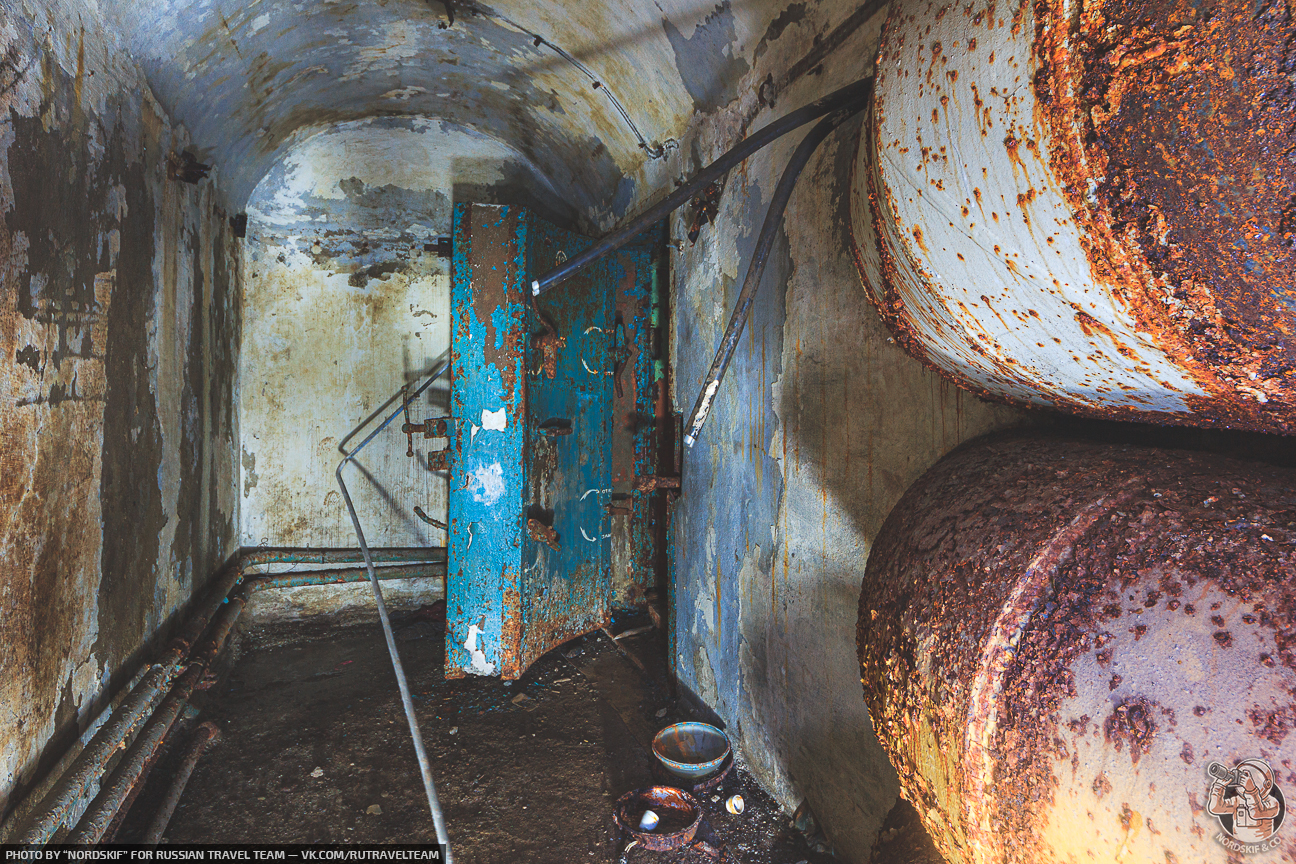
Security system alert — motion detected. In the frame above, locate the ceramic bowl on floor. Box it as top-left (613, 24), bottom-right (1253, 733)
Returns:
top-left (651, 722), bottom-right (730, 780)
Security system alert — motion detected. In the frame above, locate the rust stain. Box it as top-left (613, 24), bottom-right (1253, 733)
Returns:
top-left (526, 517), bottom-right (560, 551)
top-left (1034, 0), bottom-right (1296, 432)
top-left (857, 433), bottom-right (1296, 863)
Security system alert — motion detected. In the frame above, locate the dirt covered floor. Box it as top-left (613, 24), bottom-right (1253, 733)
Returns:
top-left (117, 603), bottom-right (905, 863)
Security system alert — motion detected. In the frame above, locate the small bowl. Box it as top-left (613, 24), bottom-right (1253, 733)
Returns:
top-left (614, 786), bottom-right (704, 851)
top-left (652, 722), bottom-right (731, 779)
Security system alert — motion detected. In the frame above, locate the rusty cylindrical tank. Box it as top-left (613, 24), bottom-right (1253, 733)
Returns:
top-left (849, 0), bottom-right (1296, 434)
top-left (857, 435), bottom-right (1296, 864)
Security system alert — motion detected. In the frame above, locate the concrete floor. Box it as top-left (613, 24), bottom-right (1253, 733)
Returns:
top-left (116, 606), bottom-right (887, 863)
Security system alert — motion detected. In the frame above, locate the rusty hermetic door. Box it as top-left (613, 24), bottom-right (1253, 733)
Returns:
top-left (441, 203), bottom-right (659, 680)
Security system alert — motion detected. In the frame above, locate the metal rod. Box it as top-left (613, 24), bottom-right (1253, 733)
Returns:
top-left (337, 352), bottom-right (450, 457)
top-left (141, 722), bottom-right (221, 844)
top-left (412, 506), bottom-right (449, 530)
top-left (338, 356), bottom-right (451, 459)
top-left (240, 547), bottom-right (446, 568)
top-left (244, 563), bottom-right (448, 594)
top-left (335, 361), bottom-right (452, 858)
top-left (684, 100), bottom-right (868, 447)
top-left (67, 596), bottom-right (246, 844)
top-left (336, 463), bottom-right (452, 858)
top-left (11, 564), bottom-right (245, 844)
top-left (530, 77), bottom-right (873, 297)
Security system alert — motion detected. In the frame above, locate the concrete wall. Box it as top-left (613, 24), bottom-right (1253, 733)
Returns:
top-left (102, 0), bottom-right (712, 227)
top-left (0, 0), bottom-right (241, 820)
top-left (239, 117), bottom-right (562, 550)
top-left (665, 5), bottom-right (1027, 861)
top-left (0, 0), bottom-right (1036, 853)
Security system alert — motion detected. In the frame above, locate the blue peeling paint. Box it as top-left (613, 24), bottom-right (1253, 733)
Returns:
top-left (673, 178), bottom-right (791, 722)
top-left (446, 202), bottom-right (617, 679)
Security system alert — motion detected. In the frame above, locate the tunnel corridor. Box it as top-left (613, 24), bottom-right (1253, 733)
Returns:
top-left (2, 0), bottom-right (1294, 861)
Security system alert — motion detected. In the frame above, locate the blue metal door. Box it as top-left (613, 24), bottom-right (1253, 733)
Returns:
top-left (445, 203), bottom-right (614, 679)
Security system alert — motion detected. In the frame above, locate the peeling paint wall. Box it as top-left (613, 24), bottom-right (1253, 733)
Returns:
top-left (0, 0), bottom-right (240, 820)
top-left (239, 117), bottom-right (560, 549)
top-left (0, 0), bottom-right (1048, 854)
top-left (100, 0), bottom-right (716, 228)
top-left (666, 5), bottom-right (1027, 862)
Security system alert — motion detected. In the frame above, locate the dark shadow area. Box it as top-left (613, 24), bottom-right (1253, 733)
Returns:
top-left (112, 605), bottom-right (836, 863)
top-left (1034, 412), bottom-right (1296, 468)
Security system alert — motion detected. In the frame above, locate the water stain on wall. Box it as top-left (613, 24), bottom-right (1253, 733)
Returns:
top-left (0, 6), bottom-right (239, 819)
top-left (240, 118), bottom-right (560, 551)
top-left (663, 2), bottom-right (751, 113)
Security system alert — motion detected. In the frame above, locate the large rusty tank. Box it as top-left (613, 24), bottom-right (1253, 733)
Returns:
top-left (857, 435), bottom-right (1296, 863)
top-left (849, 0), bottom-right (1296, 434)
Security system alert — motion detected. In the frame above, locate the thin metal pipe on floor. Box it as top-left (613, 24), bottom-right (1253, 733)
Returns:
top-left (141, 721), bottom-right (220, 844)
top-left (336, 359), bottom-right (453, 860)
top-left (66, 596), bottom-right (247, 843)
top-left (6, 547), bottom-right (447, 845)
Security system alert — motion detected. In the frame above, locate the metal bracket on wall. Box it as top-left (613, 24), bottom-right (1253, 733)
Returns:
top-left (632, 475), bottom-right (680, 493)
top-left (403, 413), bottom-right (454, 460)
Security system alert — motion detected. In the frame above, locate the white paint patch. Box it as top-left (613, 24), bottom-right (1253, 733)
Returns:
top-left (470, 462), bottom-right (505, 505)
top-left (381, 86), bottom-right (427, 100)
top-left (464, 624), bottom-right (496, 676)
top-left (581, 526), bottom-right (598, 543)
top-left (246, 117), bottom-right (525, 227)
top-left (480, 408), bottom-right (507, 431)
top-left (249, 13), bottom-right (270, 34)
top-left (470, 423), bottom-right (481, 446)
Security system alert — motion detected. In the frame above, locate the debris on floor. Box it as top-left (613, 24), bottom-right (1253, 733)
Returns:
top-left (113, 603), bottom-right (845, 863)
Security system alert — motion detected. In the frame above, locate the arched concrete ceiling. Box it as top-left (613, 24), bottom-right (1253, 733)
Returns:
top-left (103, 0), bottom-right (785, 223)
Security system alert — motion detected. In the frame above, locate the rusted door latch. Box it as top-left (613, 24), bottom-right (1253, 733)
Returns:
top-left (401, 401), bottom-right (454, 469)
top-left (526, 518), bottom-right (560, 551)
top-left (612, 316), bottom-right (631, 398)
top-left (402, 415), bottom-right (452, 455)
top-left (534, 307), bottom-right (565, 380)
top-left (633, 475), bottom-right (680, 493)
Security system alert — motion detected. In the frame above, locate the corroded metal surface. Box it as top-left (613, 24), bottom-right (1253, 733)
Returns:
top-left (447, 203), bottom-right (529, 680)
top-left (141, 721), bottom-right (221, 844)
top-left (609, 238), bottom-right (661, 608)
top-left (520, 211), bottom-right (614, 669)
top-left (447, 203), bottom-right (613, 680)
top-left (613, 786), bottom-right (704, 851)
top-left (851, 0), bottom-right (1296, 432)
top-left (857, 434), bottom-right (1296, 863)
